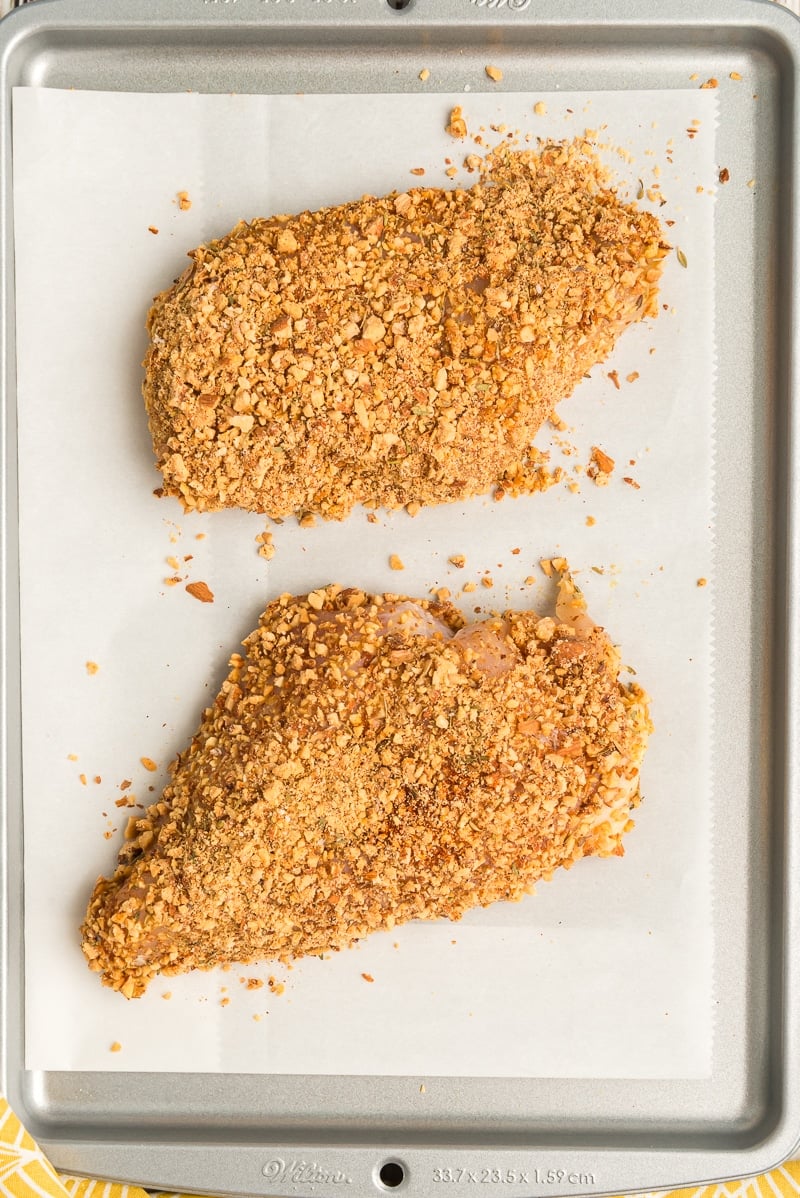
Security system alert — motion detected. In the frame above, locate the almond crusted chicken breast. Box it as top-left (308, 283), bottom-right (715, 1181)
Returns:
top-left (82, 577), bottom-right (651, 997)
top-left (144, 140), bottom-right (667, 518)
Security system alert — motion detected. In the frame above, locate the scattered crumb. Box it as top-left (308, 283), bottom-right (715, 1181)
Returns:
top-left (120, 779), bottom-right (132, 790)
top-left (220, 997), bottom-right (230, 1007)
top-left (162, 992), bottom-right (172, 1000)
top-left (79, 773), bottom-right (87, 786)
top-left (448, 554), bottom-right (466, 569)
top-left (177, 190), bottom-right (192, 210)
top-left (533, 101), bottom-right (547, 116)
top-left (481, 575), bottom-right (494, 589)
top-left (524, 575), bottom-right (536, 586)
top-left (420, 1083), bottom-right (427, 1093)
top-left (747, 179), bottom-right (756, 189)
top-left (185, 580), bottom-right (215, 603)
top-left (148, 226), bottom-right (159, 235)
top-left (362, 972), bottom-right (375, 983)
top-left (445, 166), bottom-right (458, 179)
top-left (140, 757), bottom-right (158, 772)
top-left (410, 167), bottom-right (425, 177)
top-left (389, 554), bottom-right (405, 571)
top-left (67, 753), bottom-right (78, 762)
top-left (298, 513), bottom-right (316, 529)
top-left (719, 167), bottom-right (730, 184)
top-left (93, 775), bottom-right (101, 785)
top-left (85, 661), bottom-right (99, 675)
top-left (246, 978), bottom-right (264, 990)
top-left (462, 581), bottom-right (477, 593)
top-left (164, 576), bottom-right (182, 587)
top-left (253, 1014), bottom-right (262, 1022)
top-left (586, 516), bottom-right (596, 527)
top-left (730, 71), bottom-right (742, 81)
top-left (446, 105), bottom-right (468, 139)
top-left (110, 1041), bottom-right (122, 1053)
top-left (485, 65), bottom-right (503, 83)
top-left (256, 530), bottom-right (276, 560)
top-left (700, 77), bottom-right (718, 89)
top-left (366, 512), bottom-right (379, 524)
top-left (607, 369), bottom-right (620, 390)
top-left (697, 577), bottom-right (708, 587)
top-left (419, 68), bottom-right (430, 82)
top-left (626, 371), bottom-right (640, 384)
top-left (689, 73), bottom-right (699, 81)
top-left (406, 501), bottom-right (422, 518)
top-left (167, 555), bottom-right (180, 570)
top-left (195, 532), bottom-right (206, 540)
top-left (433, 587), bottom-right (451, 602)
top-left (622, 477), bottom-right (641, 490)
top-left (586, 446), bottom-right (615, 485)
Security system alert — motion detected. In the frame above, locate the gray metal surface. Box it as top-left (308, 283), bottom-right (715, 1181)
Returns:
top-left (1, 0), bottom-right (799, 1195)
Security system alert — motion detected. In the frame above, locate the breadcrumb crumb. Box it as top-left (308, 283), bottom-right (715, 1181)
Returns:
top-left (185, 580), bottom-right (215, 603)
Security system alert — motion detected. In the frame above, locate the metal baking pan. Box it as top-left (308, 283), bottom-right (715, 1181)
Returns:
top-left (1, 0), bottom-right (799, 1194)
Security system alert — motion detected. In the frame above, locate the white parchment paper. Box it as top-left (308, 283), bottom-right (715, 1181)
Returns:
top-left (13, 86), bottom-right (718, 1076)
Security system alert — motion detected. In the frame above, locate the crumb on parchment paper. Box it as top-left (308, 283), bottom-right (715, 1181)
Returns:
top-left (177, 190), bottom-right (192, 210)
top-left (588, 446), bottom-right (615, 485)
top-left (448, 555), bottom-right (466, 569)
top-left (697, 577), bottom-right (708, 587)
top-left (186, 580), bottom-right (214, 603)
top-left (110, 1041), bottom-right (122, 1053)
top-left (361, 972), bottom-right (375, 983)
top-left (533, 101), bottom-right (547, 116)
top-left (85, 661), bottom-right (99, 675)
top-left (389, 554), bottom-right (405, 571)
top-left (140, 757), bottom-right (158, 772)
top-left (446, 105), bottom-right (468, 139)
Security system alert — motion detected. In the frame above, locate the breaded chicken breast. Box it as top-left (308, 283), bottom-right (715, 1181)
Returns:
top-left (144, 140), bottom-right (667, 518)
top-left (82, 575), bottom-right (651, 997)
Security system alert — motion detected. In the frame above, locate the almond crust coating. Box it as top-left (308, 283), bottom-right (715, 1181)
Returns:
top-left (143, 141), bottom-right (668, 518)
top-left (81, 584), bottom-right (652, 998)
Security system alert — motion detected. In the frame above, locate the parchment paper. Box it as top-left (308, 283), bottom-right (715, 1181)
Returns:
top-left (13, 86), bottom-right (718, 1076)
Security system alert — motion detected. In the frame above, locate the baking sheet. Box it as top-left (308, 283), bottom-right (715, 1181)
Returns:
top-left (13, 85), bottom-right (717, 1076)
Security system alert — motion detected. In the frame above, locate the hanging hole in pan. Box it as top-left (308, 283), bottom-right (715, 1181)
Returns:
top-left (386, 0), bottom-right (413, 12)
top-left (377, 1160), bottom-right (406, 1189)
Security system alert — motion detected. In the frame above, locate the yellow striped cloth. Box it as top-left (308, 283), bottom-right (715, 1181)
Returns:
top-left (1, 1098), bottom-right (799, 1198)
